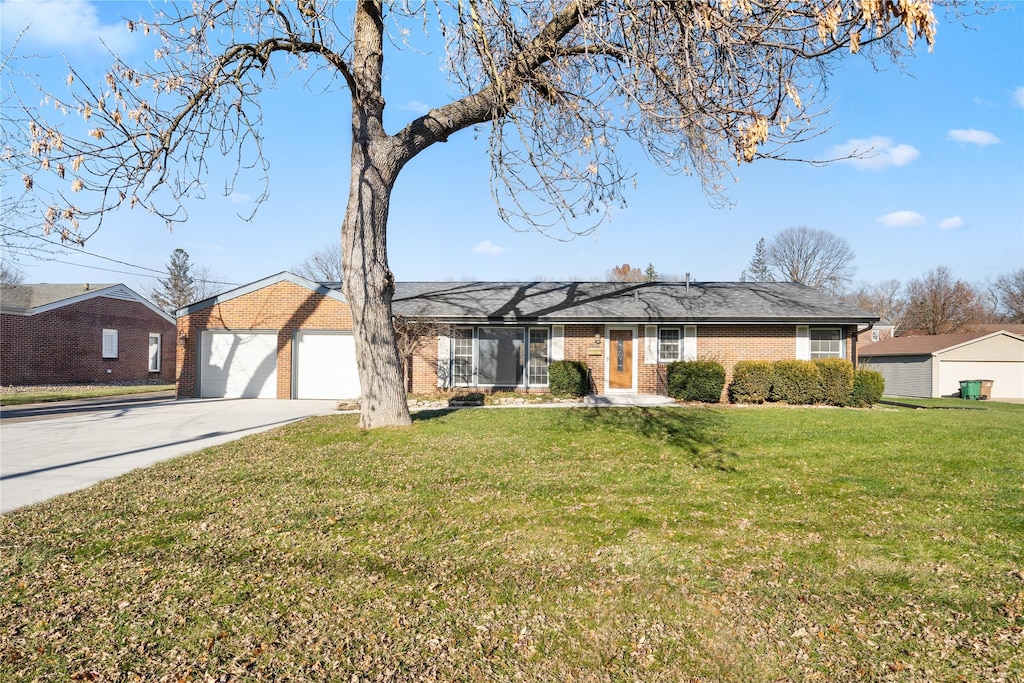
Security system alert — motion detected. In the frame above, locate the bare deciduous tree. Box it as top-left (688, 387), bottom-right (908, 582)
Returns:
top-left (4, 1), bottom-right (953, 427)
top-left (904, 266), bottom-right (986, 335)
top-left (992, 268), bottom-right (1024, 323)
top-left (841, 278), bottom-right (908, 333)
top-left (293, 243), bottom-right (344, 283)
top-left (393, 314), bottom-right (454, 392)
top-left (0, 259), bottom-right (25, 287)
top-left (760, 226), bottom-right (855, 294)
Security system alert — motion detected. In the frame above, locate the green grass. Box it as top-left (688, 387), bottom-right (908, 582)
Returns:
top-left (0, 384), bottom-right (174, 406)
top-left (2, 403), bottom-right (1022, 681)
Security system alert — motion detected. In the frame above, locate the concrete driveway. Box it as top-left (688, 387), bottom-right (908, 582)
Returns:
top-left (0, 394), bottom-right (339, 514)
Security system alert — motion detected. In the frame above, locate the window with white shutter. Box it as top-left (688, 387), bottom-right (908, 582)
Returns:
top-left (148, 333), bottom-right (161, 372)
top-left (102, 329), bottom-right (118, 359)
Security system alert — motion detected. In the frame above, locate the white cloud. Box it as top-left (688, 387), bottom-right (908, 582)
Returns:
top-left (472, 240), bottom-right (505, 257)
top-left (1014, 87), bottom-right (1024, 108)
top-left (948, 128), bottom-right (1001, 146)
top-left (938, 216), bottom-right (965, 231)
top-left (877, 211), bottom-right (927, 228)
top-left (227, 192), bottom-right (251, 204)
top-left (0, 0), bottom-right (138, 54)
top-left (398, 100), bottom-right (432, 115)
top-left (827, 136), bottom-right (920, 170)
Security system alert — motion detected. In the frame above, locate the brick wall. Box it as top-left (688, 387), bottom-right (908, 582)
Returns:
top-left (0, 297), bottom-right (176, 386)
top-left (176, 281), bottom-right (353, 398)
top-left (406, 322), bottom-right (859, 400)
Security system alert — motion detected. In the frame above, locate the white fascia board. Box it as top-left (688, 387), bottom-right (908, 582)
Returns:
top-left (931, 331), bottom-right (1024, 357)
top-left (176, 271), bottom-right (347, 317)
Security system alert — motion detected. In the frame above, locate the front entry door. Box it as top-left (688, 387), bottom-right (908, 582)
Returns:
top-left (608, 329), bottom-right (634, 390)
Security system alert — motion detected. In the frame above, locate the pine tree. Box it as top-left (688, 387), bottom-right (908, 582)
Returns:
top-left (644, 263), bottom-right (658, 282)
top-left (745, 238), bottom-right (771, 282)
top-left (150, 249), bottom-right (196, 313)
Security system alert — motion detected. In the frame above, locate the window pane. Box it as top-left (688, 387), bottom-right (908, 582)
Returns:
top-left (148, 334), bottom-right (161, 372)
top-left (659, 328), bottom-right (680, 362)
top-left (810, 328), bottom-right (842, 359)
top-left (528, 329), bottom-right (549, 385)
top-left (478, 327), bottom-right (524, 385)
top-left (452, 329), bottom-right (474, 385)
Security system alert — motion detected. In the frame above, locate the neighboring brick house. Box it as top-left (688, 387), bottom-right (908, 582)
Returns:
top-left (175, 272), bottom-right (876, 400)
top-left (1, 283), bottom-right (176, 386)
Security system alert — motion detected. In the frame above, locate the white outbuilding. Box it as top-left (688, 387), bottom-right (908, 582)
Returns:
top-left (858, 329), bottom-right (1024, 400)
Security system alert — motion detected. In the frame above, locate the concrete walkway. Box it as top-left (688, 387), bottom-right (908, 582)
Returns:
top-left (1, 396), bottom-right (337, 514)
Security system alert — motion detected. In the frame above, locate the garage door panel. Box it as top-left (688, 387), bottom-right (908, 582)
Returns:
top-left (295, 332), bottom-right (361, 399)
top-left (938, 360), bottom-right (1024, 399)
top-left (201, 332), bottom-right (278, 399)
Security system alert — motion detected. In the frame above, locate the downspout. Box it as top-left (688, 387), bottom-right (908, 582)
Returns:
top-left (854, 321), bottom-right (875, 368)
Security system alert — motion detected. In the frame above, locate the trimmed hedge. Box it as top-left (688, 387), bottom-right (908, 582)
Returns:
top-left (814, 358), bottom-right (855, 406)
top-left (728, 361), bottom-right (774, 404)
top-left (851, 369), bottom-right (885, 407)
top-left (548, 360), bottom-right (589, 397)
top-left (667, 360), bottom-right (726, 403)
top-left (769, 360), bottom-right (823, 405)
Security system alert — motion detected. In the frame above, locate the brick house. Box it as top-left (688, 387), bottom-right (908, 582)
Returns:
top-left (1, 283), bottom-right (176, 386)
top-left (175, 272), bottom-right (876, 400)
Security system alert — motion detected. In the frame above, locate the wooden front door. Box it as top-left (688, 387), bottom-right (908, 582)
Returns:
top-left (608, 329), bottom-right (633, 390)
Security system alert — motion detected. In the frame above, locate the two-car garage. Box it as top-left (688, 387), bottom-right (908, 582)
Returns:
top-left (199, 330), bottom-right (361, 399)
top-left (179, 273), bottom-right (364, 400)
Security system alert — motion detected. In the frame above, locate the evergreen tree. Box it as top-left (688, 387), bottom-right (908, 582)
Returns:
top-left (644, 263), bottom-right (658, 282)
top-left (745, 238), bottom-right (771, 282)
top-left (150, 248), bottom-right (196, 313)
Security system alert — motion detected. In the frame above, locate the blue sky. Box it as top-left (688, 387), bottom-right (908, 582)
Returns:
top-left (2, 0), bottom-right (1022, 294)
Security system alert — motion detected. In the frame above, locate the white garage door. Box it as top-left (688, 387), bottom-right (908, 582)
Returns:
top-left (201, 332), bottom-right (278, 398)
top-left (294, 331), bottom-right (361, 399)
top-left (938, 361), bottom-right (1024, 399)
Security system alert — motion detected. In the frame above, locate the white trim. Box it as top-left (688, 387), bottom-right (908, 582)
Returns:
top-left (683, 325), bottom-right (697, 361)
top-left (810, 326), bottom-right (844, 359)
top-left (604, 325), bottom-right (638, 394)
top-left (176, 271), bottom-right (346, 317)
top-left (796, 325), bottom-right (810, 360)
top-left (551, 325), bottom-right (565, 361)
top-left (437, 332), bottom-right (451, 388)
top-left (148, 333), bottom-right (161, 372)
top-left (527, 327), bottom-right (551, 387)
top-left (644, 325), bottom-right (658, 364)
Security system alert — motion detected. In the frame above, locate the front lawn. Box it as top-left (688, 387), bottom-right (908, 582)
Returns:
top-left (0, 384), bottom-right (175, 406)
top-left (2, 403), bottom-right (1021, 681)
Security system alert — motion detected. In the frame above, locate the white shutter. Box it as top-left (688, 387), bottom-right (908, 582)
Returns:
top-left (796, 325), bottom-right (810, 360)
top-left (102, 329), bottom-right (118, 358)
top-left (683, 325), bottom-right (697, 361)
top-left (550, 325), bottom-right (565, 361)
top-left (437, 333), bottom-right (450, 387)
top-left (644, 325), bottom-right (658, 364)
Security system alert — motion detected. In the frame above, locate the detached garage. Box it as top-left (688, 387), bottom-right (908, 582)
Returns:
top-left (859, 330), bottom-right (1024, 400)
top-left (176, 273), bottom-right (357, 400)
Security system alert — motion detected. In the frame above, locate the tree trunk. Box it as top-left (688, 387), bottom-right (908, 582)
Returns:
top-left (341, 139), bottom-right (412, 429)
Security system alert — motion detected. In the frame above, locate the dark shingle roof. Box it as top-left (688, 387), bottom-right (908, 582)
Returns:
top-left (390, 281), bottom-right (876, 324)
top-left (0, 283), bottom-right (117, 313)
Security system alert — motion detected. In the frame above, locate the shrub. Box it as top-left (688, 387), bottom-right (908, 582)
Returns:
top-left (851, 369), bottom-right (885, 407)
top-left (814, 358), bottom-right (855, 406)
top-left (548, 360), bottom-right (589, 397)
top-left (667, 360), bottom-right (726, 403)
top-left (729, 361), bottom-right (774, 403)
top-left (770, 360), bottom-right (822, 404)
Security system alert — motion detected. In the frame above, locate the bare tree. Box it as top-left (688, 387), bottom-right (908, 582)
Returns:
top-left (992, 269), bottom-right (1024, 323)
top-left (761, 226), bottom-right (855, 294)
top-left (4, 1), bottom-right (952, 427)
top-left (393, 315), bottom-right (454, 392)
top-left (0, 259), bottom-right (25, 288)
top-left (841, 279), bottom-right (908, 333)
top-left (904, 266), bottom-right (986, 335)
top-left (293, 243), bottom-right (344, 283)
top-left (607, 263), bottom-right (645, 282)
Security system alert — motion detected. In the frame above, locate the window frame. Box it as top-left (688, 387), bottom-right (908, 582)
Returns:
top-left (527, 327), bottom-right (550, 387)
top-left (810, 327), bottom-right (844, 359)
top-left (476, 326), bottom-right (526, 387)
top-left (658, 327), bottom-right (681, 362)
top-left (102, 329), bottom-right (118, 359)
top-left (451, 327), bottom-right (475, 387)
top-left (148, 333), bottom-right (162, 372)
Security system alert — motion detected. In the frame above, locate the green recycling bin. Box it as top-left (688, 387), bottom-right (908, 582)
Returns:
top-left (959, 380), bottom-right (981, 400)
